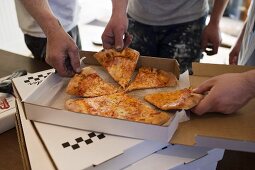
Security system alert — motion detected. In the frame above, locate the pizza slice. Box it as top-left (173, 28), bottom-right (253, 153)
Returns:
top-left (66, 67), bottom-right (120, 97)
top-left (126, 67), bottom-right (178, 92)
top-left (65, 93), bottom-right (171, 125)
top-left (94, 48), bottom-right (140, 88)
top-left (144, 88), bottom-right (204, 110)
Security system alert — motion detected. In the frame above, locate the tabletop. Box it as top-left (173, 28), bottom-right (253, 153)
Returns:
top-left (0, 49), bottom-right (255, 170)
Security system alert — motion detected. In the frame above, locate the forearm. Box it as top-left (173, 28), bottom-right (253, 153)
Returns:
top-left (20, 0), bottom-right (61, 37)
top-left (111, 0), bottom-right (128, 17)
top-left (209, 0), bottom-right (229, 26)
top-left (235, 21), bottom-right (247, 47)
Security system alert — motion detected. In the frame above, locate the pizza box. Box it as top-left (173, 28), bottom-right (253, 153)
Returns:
top-left (14, 72), bottom-right (221, 170)
top-left (170, 63), bottom-right (255, 153)
top-left (0, 92), bottom-right (16, 134)
top-left (15, 96), bottom-right (168, 170)
top-left (15, 85), bottom-right (224, 170)
top-left (0, 74), bottom-right (17, 134)
top-left (125, 146), bottom-right (224, 170)
top-left (13, 51), bottom-right (189, 143)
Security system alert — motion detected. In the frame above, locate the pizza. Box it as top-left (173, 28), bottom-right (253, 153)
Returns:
top-left (66, 67), bottom-right (120, 97)
top-left (144, 88), bottom-right (204, 110)
top-left (94, 48), bottom-right (140, 88)
top-left (65, 93), bottom-right (171, 125)
top-left (126, 67), bottom-right (178, 92)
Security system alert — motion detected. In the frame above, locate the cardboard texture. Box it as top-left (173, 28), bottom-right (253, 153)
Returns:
top-left (14, 52), bottom-right (190, 142)
top-left (34, 122), bottom-right (168, 170)
top-left (16, 96), bottom-right (223, 170)
top-left (0, 93), bottom-right (16, 134)
top-left (171, 63), bottom-right (255, 152)
top-left (125, 146), bottom-right (224, 170)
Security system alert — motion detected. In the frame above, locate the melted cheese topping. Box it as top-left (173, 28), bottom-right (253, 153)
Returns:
top-left (65, 93), bottom-right (171, 125)
top-left (144, 88), bottom-right (192, 110)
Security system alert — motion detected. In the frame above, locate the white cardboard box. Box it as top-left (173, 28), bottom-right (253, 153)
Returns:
top-left (16, 96), bottom-right (223, 170)
top-left (14, 68), bottom-right (224, 170)
top-left (13, 70), bottom-right (167, 170)
top-left (125, 146), bottom-right (224, 170)
top-left (0, 92), bottom-right (16, 134)
top-left (13, 54), bottom-right (190, 142)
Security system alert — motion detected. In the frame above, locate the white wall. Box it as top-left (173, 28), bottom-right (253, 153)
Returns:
top-left (0, 0), bottom-right (31, 56)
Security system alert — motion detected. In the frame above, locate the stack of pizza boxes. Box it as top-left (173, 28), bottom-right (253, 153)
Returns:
top-left (14, 69), bottom-right (224, 170)
top-left (13, 50), bottom-right (255, 169)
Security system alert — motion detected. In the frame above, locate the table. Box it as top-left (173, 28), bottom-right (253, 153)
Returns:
top-left (0, 49), bottom-right (255, 170)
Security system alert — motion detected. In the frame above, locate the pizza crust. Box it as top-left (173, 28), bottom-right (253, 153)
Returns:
top-left (144, 88), bottom-right (204, 110)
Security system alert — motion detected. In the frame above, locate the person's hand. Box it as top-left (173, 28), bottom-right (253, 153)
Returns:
top-left (102, 13), bottom-right (132, 51)
top-left (191, 73), bottom-right (254, 115)
top-left (45, 27), bottom-right (80, 77)
top-left (229, 40), bottom-right (242, 65)
top-left (201, 23), bottom-right (222, 55)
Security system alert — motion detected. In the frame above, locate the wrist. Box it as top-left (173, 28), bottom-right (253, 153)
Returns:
top-left (41, 17), bottom-right (63, 37)
top-left (207, 20), bottom-right (220, 28)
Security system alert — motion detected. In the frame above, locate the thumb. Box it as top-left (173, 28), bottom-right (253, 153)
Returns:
top-left (114, 30), bottom-right (125, 51)
top-left (68, 46), bottom-right (81, 73)
top-left (193, 79), bottom-right (214, 94)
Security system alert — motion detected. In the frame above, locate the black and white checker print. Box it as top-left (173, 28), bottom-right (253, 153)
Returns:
top-left (23, 72), bottom-right (52, 85)
top-left (62, 132), bottom-right (106, 150)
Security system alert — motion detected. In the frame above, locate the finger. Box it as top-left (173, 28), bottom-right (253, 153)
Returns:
top-left (191, 95), bottom-right (214, 115)
top-left (193, 79), bottom-right (215, 94)
top-left (201, 36), bottom-right (208, 52)
top-left (114, 30), bottom-right (125, 51)
top-left (102, 34), bottom-right (114, 49)
top-left (123, 32), bottom-right (133, 48)
top-left (232, 55), bottom-right (238, 65)
top-left (68, 46), bottom-right (81, 73)
top-left (212, 41), bottom-right (219, 55)
top-left (52, 55), bottom-right (68, 77)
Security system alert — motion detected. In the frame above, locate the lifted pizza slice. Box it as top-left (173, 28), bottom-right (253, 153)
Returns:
top-left (144, 88), bottom-right (204, 110)
top-left (94, 48), bottom-right (140, 88)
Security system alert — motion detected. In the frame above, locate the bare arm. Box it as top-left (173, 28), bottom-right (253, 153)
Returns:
top-left (192, 69), bottom-right (255, 115)
top-left (20, 0), bottom-right (60, 36)
top-left (229, 21), bottom-right (247, 64)
top-left (20, 0), bottom-right (80, 77)
top-left (102, 0), bottom-right (132, 50)
top-left (201, 0), bottom-right (229, 55)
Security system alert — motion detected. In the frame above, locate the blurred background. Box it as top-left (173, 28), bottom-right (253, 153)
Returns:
top-left (0, 0), bottom-right (252, 64)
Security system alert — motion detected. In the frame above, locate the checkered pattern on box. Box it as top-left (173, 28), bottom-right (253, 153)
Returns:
top-left (62, 132), bottom-right (106, 150)
top-left (23, 72), bottom-right (51, 85)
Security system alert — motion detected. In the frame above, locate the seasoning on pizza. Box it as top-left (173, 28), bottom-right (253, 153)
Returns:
top-left (144, 88), bottom-right (204, 110)
top-left (94, 48), bottom-right (140, 88)
top-left (126, 67), bottom-right (178, 92)
top-left (66, 67), bottom-right (120, 97)
top-left (65, 93), bottom-right (171, 125)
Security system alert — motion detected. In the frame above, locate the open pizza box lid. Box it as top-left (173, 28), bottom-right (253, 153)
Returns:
top-left (171, 63), bottom-right (255, 152)
top-left (13, 51), bottom-right (190, 143)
